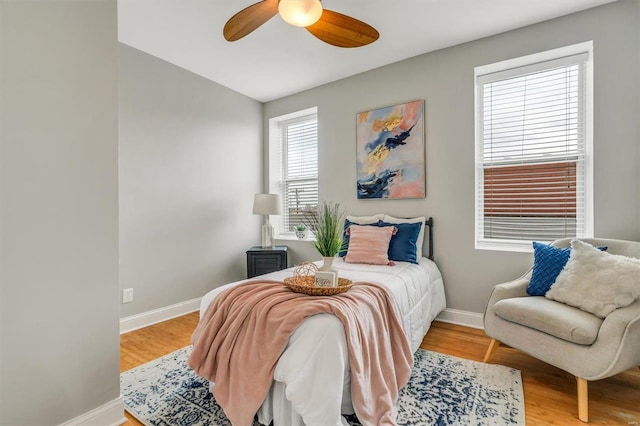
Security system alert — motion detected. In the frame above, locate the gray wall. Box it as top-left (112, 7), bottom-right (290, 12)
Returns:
top-left (119, 45), bottom-right (263, 317)
top-left (1, 1), bottom-right (120, 425)
top-left (268, 0), bottom-right (640, 314)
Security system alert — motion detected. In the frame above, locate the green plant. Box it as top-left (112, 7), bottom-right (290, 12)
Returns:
top-left (304, 201), bottom-right (344, 257)
top-left (295, 223), bottom-right (306, 232)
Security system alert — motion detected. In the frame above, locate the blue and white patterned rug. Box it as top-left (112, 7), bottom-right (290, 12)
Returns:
top-left (121, 347), bottom-right (524, 425)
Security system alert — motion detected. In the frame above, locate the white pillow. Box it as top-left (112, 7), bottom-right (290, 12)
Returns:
top-left (346, 214), bottom-right (384, 225)
top-left (546, 240), bottom-right (640, 318)
top-left (381, 215), bottom-right (426, 259)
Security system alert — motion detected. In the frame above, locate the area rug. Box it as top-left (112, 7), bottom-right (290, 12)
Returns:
top-left (121, 347), bottom-right (524, 426)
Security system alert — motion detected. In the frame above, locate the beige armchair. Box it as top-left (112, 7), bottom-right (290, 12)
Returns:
top-left (483, 238), bottom-right (640, 422)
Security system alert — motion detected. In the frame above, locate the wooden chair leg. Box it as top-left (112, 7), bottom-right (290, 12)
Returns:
top-left (576, 377), bottom-right (589, 422)
top-left (483, 339), bottom-right (500, 363)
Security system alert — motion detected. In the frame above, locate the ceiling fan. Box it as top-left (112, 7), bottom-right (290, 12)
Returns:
top-left (223, 0), bottom-right (379, 48)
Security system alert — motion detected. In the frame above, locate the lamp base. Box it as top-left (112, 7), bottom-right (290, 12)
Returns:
top-left (261, 222), bottom-right (274, 248)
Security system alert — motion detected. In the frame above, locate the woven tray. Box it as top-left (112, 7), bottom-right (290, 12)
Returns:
top-left (284, 276), bottom-right (353, 296)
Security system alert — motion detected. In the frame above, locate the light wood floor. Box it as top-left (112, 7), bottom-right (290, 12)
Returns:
top-left (120, 313), bottom-right (640, 425)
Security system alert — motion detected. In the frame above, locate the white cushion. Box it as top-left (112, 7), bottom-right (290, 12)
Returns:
top-left (546, 240), bottom-right (640, 318)
top-left (494, 297), bottom-right (603, 345)
top-left (345, 214), bottom-right (384, 225)
top-left (381, 215), bottom-right (426, 259)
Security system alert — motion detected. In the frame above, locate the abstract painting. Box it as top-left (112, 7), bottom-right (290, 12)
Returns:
top-left (356, 100), bottom-right (425, 199)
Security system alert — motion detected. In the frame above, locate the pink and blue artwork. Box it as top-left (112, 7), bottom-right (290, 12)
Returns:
top-left (356, 100), bottom-right (425, 199)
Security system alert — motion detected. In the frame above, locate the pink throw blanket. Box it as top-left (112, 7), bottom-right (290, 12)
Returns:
top-left (188, 280), bottom-right (413, 426)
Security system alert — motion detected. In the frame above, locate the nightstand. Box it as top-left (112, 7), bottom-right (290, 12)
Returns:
top-left (246, 246), bottom-right (288, 278)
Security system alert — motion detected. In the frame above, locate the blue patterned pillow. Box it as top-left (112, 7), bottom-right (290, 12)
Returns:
top-left (527, 242), bottom-right (607, 296)
top-left (338, 219), bottom-right (352, 257)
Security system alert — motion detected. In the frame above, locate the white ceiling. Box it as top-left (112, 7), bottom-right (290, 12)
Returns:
top-left (118, 0), bottom-right (616, 102)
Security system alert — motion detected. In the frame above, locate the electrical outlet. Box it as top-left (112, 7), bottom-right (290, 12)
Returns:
top-left (123, 288), bottom-right (134, 303)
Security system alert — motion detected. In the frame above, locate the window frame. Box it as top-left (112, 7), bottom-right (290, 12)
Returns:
top-left (268, 107), bottom-right (319, 239)
top-left (474, 41), bottom-right (594, 253)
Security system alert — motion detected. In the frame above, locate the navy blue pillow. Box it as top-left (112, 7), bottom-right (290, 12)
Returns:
top-left (377, 221), bottom-right (421, 264)
top-left (527, 242), bottom-right (607, 296)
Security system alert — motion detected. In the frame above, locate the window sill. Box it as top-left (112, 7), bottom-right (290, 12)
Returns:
top-left (276, 234), bottom-right (316, 243)
top-left (475, 239), bottom-right (536, 253)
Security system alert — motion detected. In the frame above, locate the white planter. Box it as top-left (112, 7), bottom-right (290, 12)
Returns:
top-left (319, 256), bottom-right (337, 273)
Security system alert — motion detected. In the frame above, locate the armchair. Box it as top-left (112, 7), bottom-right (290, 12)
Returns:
top-left (483, 238), bottom-right (640, 422)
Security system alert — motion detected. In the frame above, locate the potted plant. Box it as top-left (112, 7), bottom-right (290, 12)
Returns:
top-left (304, 201), bottom-right (344, 271)
top-left (294, 223), bottom-right (307, 239)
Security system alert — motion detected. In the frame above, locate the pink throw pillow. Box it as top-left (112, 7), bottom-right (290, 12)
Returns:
top-left (344, 224), bottom-right (396, 265)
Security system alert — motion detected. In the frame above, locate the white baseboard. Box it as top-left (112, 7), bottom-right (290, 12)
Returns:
top-left (59, 397), bottom-right (125, 426)
top-left (120, 297), bottom-right (201, 334)
top-left (436, 308), bottom-right (485, 329)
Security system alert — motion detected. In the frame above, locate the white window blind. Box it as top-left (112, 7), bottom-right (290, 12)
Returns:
top-left (278, 115), bottom-right (318, 233)
top-left (475, 44), bottom-right (592, 252)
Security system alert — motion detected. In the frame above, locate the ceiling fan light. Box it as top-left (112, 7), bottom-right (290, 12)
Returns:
top-left (278, 0), bottom-right (323, 27)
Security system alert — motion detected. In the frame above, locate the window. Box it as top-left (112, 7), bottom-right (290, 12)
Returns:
top-left (269, 107), bottom-right (318, 236)
top-left (475, 42), bottom-right (593, 252)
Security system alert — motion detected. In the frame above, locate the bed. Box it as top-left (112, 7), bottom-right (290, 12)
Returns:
top-left (193, 215), bottom-right (446, 426)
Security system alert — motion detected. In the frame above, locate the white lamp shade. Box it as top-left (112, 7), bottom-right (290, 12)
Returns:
top-left (252, 193), bottom-right (282, 215)
top-left (278, 0), bottom-right (323, 27)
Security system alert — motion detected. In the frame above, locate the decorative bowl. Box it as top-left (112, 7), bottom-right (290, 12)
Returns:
top-left (284, 276), bottom-right (353, 296)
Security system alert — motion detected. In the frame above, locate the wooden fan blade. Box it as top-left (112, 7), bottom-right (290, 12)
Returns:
top-left (305, 9), bottom-right (379, 48)
top-left (223, 0), bottom-right (279, 42)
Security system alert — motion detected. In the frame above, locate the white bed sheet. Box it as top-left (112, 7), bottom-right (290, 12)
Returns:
top-left (198, 257), bottom-right (446, 426)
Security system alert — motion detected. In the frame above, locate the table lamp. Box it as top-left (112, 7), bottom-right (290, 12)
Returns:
top-left (252, 193), bottom-right (282, 248)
